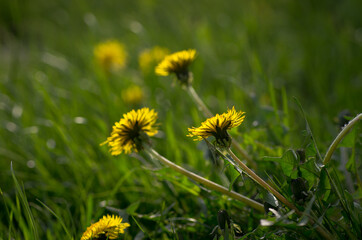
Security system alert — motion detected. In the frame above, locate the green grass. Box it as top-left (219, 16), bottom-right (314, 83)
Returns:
top-left (0, 0), bottom-right (361, 239)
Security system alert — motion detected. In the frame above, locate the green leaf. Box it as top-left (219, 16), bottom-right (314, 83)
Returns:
top-left (126, 201), bottom-right (140, 215)
top-left (299, 160), bottom-right (319, 188)
top-left (297, 195), bottom-right (315, 226)
top-left (305, 142), bottom-right (316, 159)
top-left (222, 157), bottom-right (241, 191)
top-left (262, 150), bottom-right (298, 177)
top-left (264, 192), bottom-right (279, 209)
top-left (317, 168), bottom-right (331, 201)
top-left (227, 168), bottom-right (240, 192)
top-left (339, 128), bottom-right (356, 148)
top-left (345, 127), bottom-right (358, 173)
top-left (345, 148), bottom-right (356, 172)
top-left (204, 137), bottom-right (220, 163)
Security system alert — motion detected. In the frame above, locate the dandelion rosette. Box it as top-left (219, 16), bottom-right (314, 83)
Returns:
top-left (81, 215), bottom-right (130, 240)
top-left (103, 108), bottom-right (158, 155)
top-left (155, 49), bottom-right (196, 84)
top-left (187, 107), bottom-right (245, 147)
top-left (94, 40), bottom-right (127, 72)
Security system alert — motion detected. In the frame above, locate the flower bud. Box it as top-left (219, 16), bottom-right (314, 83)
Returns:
top-left (217, 210), bottom-right (231, 230)
top-left (337, 110), bottom-right (351, 128)
top-left (291, 177), bottom-right (309, 202)
top-left (296, 149), bottom-right (306, 164)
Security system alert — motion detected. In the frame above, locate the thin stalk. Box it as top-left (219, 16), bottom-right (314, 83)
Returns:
top-left (185, 85), bottom-right (256, 169)
top-left (227, 149), bottom-right (334, 240)
top-left (323, 113), bottom-right (361, 165)
top-left (186, 85), bottom-right (213, 117)
top-left (231, 140), bottom-right (256, 169)
top-left (144, 147), bottom-right (264, 212)
top-left (227, 149), bottom-right (298, 213)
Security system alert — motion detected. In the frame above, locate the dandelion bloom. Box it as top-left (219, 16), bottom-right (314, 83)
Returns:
top-left (81, 215), bottom-right (130, 240)
top-left (94, 40), bottom-right (127, 72)
top-left (155, 49), bottom-right (196, 84)
top-left (139, 46), bottom-right (170, 73)
top-left (103, 108), bottom-right (158, 155)
top-left (188, 107), bottom-right (245, 147)
top-left (121, 85), bottom-right (144, 105)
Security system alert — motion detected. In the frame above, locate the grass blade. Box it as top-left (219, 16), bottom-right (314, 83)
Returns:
top-left (10, 162), bottom-right (39, 239)
top-left (293, 97), bottom-right (323, 162)
top-left (36, 199), bottom-right (74, 240)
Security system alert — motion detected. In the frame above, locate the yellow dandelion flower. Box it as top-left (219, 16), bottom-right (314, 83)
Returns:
top-left (187, 107), bottom-right (245, 147)
top-left (94, 40), bottom-right (127, 72)
top-left (155, 49), bottom-right (196, 84)
top-left (139, 46), bottom-right (170, 73)
top-left (81, 215), bottom-right (130, 240)
top-left (103, 108), bottom-right (158, 155)
top-left (121, 85), bottom-right (144, 105)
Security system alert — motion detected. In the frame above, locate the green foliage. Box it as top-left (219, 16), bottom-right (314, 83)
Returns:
top-left (10, 163), bottom-right (39, 239)
top-left (0, 0), bottom-right (361, 239)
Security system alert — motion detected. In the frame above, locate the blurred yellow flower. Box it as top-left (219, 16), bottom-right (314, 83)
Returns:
top-left (94, 40), bottom-right (127, 72)
top-left (81, 215), bottom-right (130, 240)
top-left (139, 46), bottom-right (170, 73)
top-left (122, 85), bottom-right (144, 105)
top-left (188, 107), bottom-right (245, 147)
top-left (103, 108), bottom-right (158, 155)
top-left (155, 49), bottom-right (196, 84)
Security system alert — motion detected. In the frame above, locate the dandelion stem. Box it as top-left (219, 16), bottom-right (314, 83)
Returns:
top-left (227, 149), bottom-right (334, 240)
top-left (186, 85), bottom-right (213, 117)
top-left (185, 85), bottom-right (257, 169)
top-left (144, 147), bottom-right (264, 212)
top-left (231, 140), bottom-right (256, 169)
top-left (323, 113), bottom-right (361, 165)
top-left (227, 149), bottom-right (298, 212)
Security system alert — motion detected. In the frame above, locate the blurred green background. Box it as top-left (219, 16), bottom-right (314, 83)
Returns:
top-left (0, 0), bottom-right (361, 239)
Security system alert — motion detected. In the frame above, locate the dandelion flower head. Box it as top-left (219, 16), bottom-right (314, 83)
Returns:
top-left (188, 107), bottom-right (245, 147)
top-left (81, 214), bottom-right (130, 240)
top-left (139, 46), bottom-right (170, 73)
top-left (103, 108), bottom-right (158, 155)
top-left (121, 85), bottom-right (144, 105)
top-left (94, 40), bottom-right (127, 72)
top-left (155, 49), bottom-right (196, 84)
